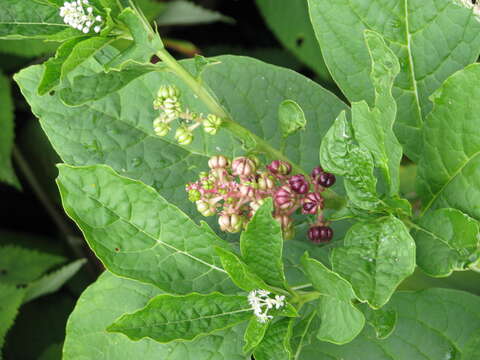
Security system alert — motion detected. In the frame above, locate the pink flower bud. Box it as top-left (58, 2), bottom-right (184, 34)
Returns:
top-left (267, 160), bottom-right (292, 175)
top-left (218, 213), bottom-right (244, 233)
top-left (302, 192), bottom-right (323, 214)
top-left (288, 174), bottom-right (309, 194)
top-left (208, 155), bottom-right (229, 169)
top-left (232, 157), bottom-right (256, 176)
top-left (274, 186), bottom-right (295, 210)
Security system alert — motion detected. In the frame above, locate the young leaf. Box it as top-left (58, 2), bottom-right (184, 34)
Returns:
top-left (107, 293), bottom-right (251, 343)
top-left (300, 288), bottom-right (480, 360)
top-left (240, 198), bottom-right (287, 289)
top-left (23, 258), bottom-right (86, 303)
top-left (155, 0), bottom-right (234, 26)
top-left (56, 164), bottom-right (235, 294)
top-left (215, 247), bottom-right (273, 292)
top-left (362, 305), bottom-right (397, 340)
top-left (0, 246), bottom-right (65, 285)
top-left (417, 64), bottom-right (480, 221)
top-left (0, 283), bottom-right (26, 356)
top-left (243, 316), bottom-right (268, 354)
top-left (278, 99), bottom-right (307, 139)
top-left (412, 208), bottom-right (480, 277)
top-left (320, 111), bottom-right (379, 211)
top-left (0, 72), bottom-right (20, 189)
top-left (307, 0), bottom-right (480, 161)
top-left (253, 318), bottom-right (294, 360)
top-left (63, 271), bottom-right (248, 360)
top-left (331, 215), bottom-right (416, 309)
top-left (351, 31), bottom-right (402, 196)
top-left (38, 37), bottom-right (112, 95)
top-left (301, 254), bottom-right (365, 345)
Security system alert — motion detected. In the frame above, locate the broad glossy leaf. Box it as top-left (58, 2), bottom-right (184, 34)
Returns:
top-left (56, 164), bottom-right (235, 294)
top-left (320, 111), bottom-right (379, 210)
top-left (0, 73), bottom-right (20, 189)
top-left (243, 316), bottom-right (268, 354)
top-left (240, 199), bottom-right (286, 289)
top-left (417, 64), bottom-right (480, 221)
top-left (0, 283), bottom-right (25, 355)
top-left (23, 259), bottom-right (86, 303)
top-left (362, 305), bottom-right (397, 339)
top-left (331, 215), bottom-right (415, 308)
top-left (15, 54), bottom-right (348, 225)
top-left (300, 288), bottom-right (480, 360)
top-left (63, 271), bottom-right (248, 360)
top-left (352, 31), bottom-right (402, 195)
top-left (253, 318), bottom-right (294, 360)
top-left (301, 254), bottom-right (365, 344)
top-left (0, 39), bottom-right (58, 58)
top-left (0, 246), bottom-right (65, 285)
top-left (413, 208), bottom-right (480, 277)
top-left (156, 0), bottom-right (234, 26)
top-left (108, 292), bottom-right (251, 343)
top-left (278, 99), bottom-right (306, 139)
top-left (308, 0), bottom-right (480, 161)
top-left (215, 247), bottom-right (272, 292)
top-left (256, 0), bottom-right (331, 80)
top-left (290, 307), bottom-right (317, 359)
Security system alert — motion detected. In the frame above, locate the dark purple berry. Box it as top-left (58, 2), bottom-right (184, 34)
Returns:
top-left (311, 166), bottom-right (324, 179)
top-left (289, 174), bottom-right (309, 194)
top-left (318, 172), bottom-right (336, 187)
top-left (308, 226), bottom-right (333, 243)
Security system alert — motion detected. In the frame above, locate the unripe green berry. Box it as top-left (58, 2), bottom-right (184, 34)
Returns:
top-left (218, 213), bottom-right (244, 233)
top-left (196, 200), bottom-right (216, 217)
top-left (188, 189), bottom-right (201, 202)
top-left (153, 122), bottom-right (170, 137)
top-left (208, 155), bottom-right (229, 169)
top-left (203, 114), bottom-right (223, 135)
top-left (175, 126), bottom-right (193, 145)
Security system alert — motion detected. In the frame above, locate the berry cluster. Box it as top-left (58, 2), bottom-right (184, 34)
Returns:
top-left (186, 155), bottom-right (336, 243)
top-left (152, 85), bottom-right (223, 145)
top-left (59, 0), bottom-right (103, 34)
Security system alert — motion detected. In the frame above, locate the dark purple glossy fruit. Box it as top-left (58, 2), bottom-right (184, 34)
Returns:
top-left (308, 226), bottom-right (333, 243)
top-left (318, 172), bottom-right (336, 188)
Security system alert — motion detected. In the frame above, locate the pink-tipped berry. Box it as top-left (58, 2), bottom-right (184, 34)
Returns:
top-left (208, 155), bottom-right (229, 169)
top-left (302, 192), bottom-right (323, 214)
top-left (274, 186), bottom-right (295, 210)
top-left (267, 160), bottom-right (292, 175)
top-left (289, 174), bottom-right (309, 194)
top-left (232, 157), bottom-right (256, 177)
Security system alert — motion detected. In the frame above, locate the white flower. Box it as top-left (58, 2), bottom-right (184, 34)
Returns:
top-left (247, 289), bottom-right (286, 323)
top-left (59, 0), bottom-right (103, 34)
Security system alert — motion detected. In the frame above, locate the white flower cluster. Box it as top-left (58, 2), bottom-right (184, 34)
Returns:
top-left (59, 0), bottom-right (103, 34)
top-left (248, 289), bottom-right (286, 323)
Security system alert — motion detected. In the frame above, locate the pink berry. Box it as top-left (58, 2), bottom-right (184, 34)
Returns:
top-left (267, 160), bottom-right (292, 175)
top-left (289, 174), bottom-right (309, 194)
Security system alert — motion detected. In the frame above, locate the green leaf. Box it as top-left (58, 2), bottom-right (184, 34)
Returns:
top-left (351, 31), bottom-right (402, 196)
top-left (300, 288), bottom-right (480, 360)
top-left (320, 111), bottom-right (379, 211)
top-left (417, 64), bottom-right (480, 221)
top-left (255, 0), bottom-right (331, 80)
top-left (108, 292), bottom-right (251, 343)
top-left (15, 54), bottom-right (348, 224)
top-left (412, 208), bottom-right (480, 277)
top-left (301, 254), bottom-right (365, 345)
top-left (362, 305), bottom-right (397, 339)
top-left (38, 36), bottom-right (112, 95)
top-left (0, 245), bottom-right (65, 285)
top-left (307, 0), bottom-right (480, 161)
top-left (135, 0), bottom-right (165, 21)
top-left (56, 164), bottom-right (234, 294)
top-left (240, 198), bottom-right (286, 289)
top-left (0, 72), bottom-right (20, 189)
top-left (106, 8), bottom-right (163, 69)
top-left (215, 247), bottom-right (272, 292)
top-left (155, 0), bottom-right (234, 26)
top-left (278, 99), bottom-right (306, 139)
top-left (331, 215), bottom-right (415, 308)
top-left (23, 259), bottom-right (86, 303)
top-left (0, 39), bottom-right (57, 58)
top-left (290, 308), bottom-right (317, 359)
top-left (243, 316), bottom-right (268, 354)
top-left (63, 271), bottom-right (248, 360)
top-left (253, 318), bottom-right (294, 360)
top-left (0, 284), bottom-right (25, 357)
top-left (0, 0), bottom-right (72, 40)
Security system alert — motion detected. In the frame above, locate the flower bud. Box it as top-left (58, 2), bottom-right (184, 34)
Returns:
top-left (203, 114), bottom-right (223, 135)
top-left (218, 213), bottom-right (244, 233)
top-left (302, 192), bottom-right (323, 214)
top-left (188, 189), bottom-right (201, 202)
top-left (208, 155), bottom-right (229, 169)
top-left (267, 160), bottom-right (292, 175)
top-left (175, 126), bottom-right (193, 145)
top-left (231, 157), bottom-right (256, 177)
top-left (153, 121), bottom-right (170, 137)
top-left (196, 200), bottom-right (216, 217)
top-left (274, 186), bottom-right (295, 210)
top-left (288, 174), bottom-right (309, 194)
top-left (308, 226), bottom-right (333, 244)
top-left (257, 173), bottom-right (275, 190)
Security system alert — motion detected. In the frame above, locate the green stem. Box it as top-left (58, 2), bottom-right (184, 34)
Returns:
top-left (155, 48), bottom-right (344, 204)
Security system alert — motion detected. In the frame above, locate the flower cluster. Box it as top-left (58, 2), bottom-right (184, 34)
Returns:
top-left (248, 289), bottom-right (285, 323)
top-left (152, 85), bottom-right (223, 145)
top-left (186, 155), bottom-right (335, 242)
top-left (59, 0), bottom-right (103, 34)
